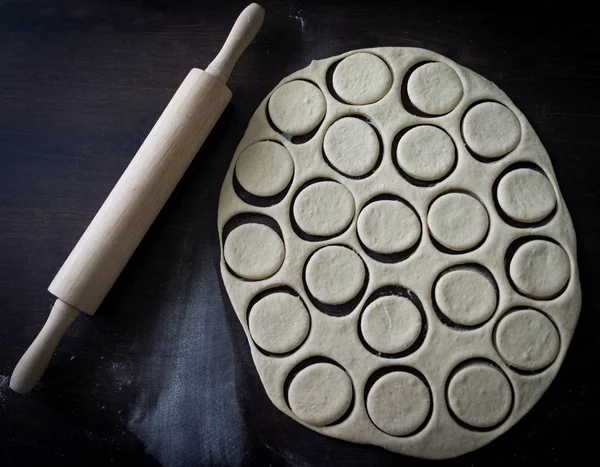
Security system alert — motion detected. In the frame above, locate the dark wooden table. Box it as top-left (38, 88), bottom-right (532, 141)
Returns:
top-left (1, 1), bottom-right (598, 465)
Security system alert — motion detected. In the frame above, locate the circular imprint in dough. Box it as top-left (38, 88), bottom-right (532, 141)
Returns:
top-left (268, 80), bottom-right (326, 136)
top-left (293, 181), bottom-right (355, 238)
top-left (361, 296), bottom-right (422, 355)
top-left (357, 199), bottom-right (421, 258)
top-left (497, 168), bottom-right (557, 223)
top-left (396, 126), bottom-right (456, 182)
top-left (463, 102), bottom-right (521, 159)
top-left (495, 308), bottom-right (560, 372)
top-left (288, 362), bottom-right (353, 426)
top-left (509, 239), bottom-right (570, 299)
top-left (434, 266), bottom-right (497, 327)
top-left (235, 141), bottom-right (294, 198)
top-left (427, 192), bottom-right (489, 252)
top-left (366, 370), bottom-right (431, 436)
top-left (305, 245), bottom-right (366, 306)
top-left (224, 223), bottom-right (285, 280)
top-left (332, 53), bottom-right (393, 105)
top-left (407, 62), bottom-right (464, 116)
top-left (323, 117), bottom-right (380, 177)
top-left (447, 362), bottom-right (513, 430)
top-left (248, 292), bottom-right (310, 354)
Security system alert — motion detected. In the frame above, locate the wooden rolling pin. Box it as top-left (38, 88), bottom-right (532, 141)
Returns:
top-left (10, 3), bottom-right (265, 394)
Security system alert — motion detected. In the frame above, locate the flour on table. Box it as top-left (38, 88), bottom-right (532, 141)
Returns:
top-left (217, 47), bottom-right (581, 459)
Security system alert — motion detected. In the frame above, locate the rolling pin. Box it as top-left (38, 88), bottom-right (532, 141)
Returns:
top-left (10, 3), bottom-right (265, 395)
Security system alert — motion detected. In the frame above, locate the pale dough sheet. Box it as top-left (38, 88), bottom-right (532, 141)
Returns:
top-left (217, 47), bottom-right (581, 459)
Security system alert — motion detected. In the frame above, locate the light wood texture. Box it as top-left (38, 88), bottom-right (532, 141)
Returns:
top-left (10, 299), bottom-right (79, 394)
top-left (206, 3), bottom-right (265, 82)
top-left (49, 69), bottom-right (232, 314)
top-left (11, 3), bottom-right (265, 394)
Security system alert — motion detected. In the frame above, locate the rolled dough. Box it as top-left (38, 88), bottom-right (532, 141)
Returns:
top-left (235, 141), bottom-right (294, 197)
top-left (218, 47), bottom-right (581, 460)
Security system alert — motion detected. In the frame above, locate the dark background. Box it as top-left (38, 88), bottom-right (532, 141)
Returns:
top-left (1, 0), bottom-right (598, 465)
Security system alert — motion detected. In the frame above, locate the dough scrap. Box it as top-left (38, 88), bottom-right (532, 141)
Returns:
top-left (447, 364), bottom-right (512, 429)
top-left (333, 53), bottom-right (392, 105)
top-left (497, 168), bottom-right (556, 223)
top-left (463, 102), bottom-right (521, 158)
top-left (268, 80), bottom-right (326, 135)
top-left (249, 293), bottom-right (310, 354)
top-left (367, 371), bottom-right (430, 436)
top-left (407, 62), bottom-right (463, 115)
top-left (361, 296), bottom-right (422, 354)
top-left (435, 268), bottom-right (497, 326)
top-left (495, 309), bottom-right (559, 371)
top-left (397, 125), bottom-right (456, 181)
top-left (293, 181), bottom-right (355, 237)
top-left (323, 117), bottom-right (379, 177)
top-left (235, 141), bottom-right (294, 197)
top-left (509, 240), bottom-right (570, 299)
top-left (357, 199), bottom-right (420, 255)
top-left (305, 245), bottom-right (365, 305)
top-left (224, 223), bottom-right (285, 280)
top-left (427, 193), bottom-right (489, 251)
top-left (288, 363), bottom-right (353, 426)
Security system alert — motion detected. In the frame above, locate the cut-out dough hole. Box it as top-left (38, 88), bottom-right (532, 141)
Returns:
top-left (235, 141), bottom-right (294, 198)
top-left (406, 62), bottom-right (463, 116)
top-left (446, 360), bottom-right (513, 431)
top-left (292, 180), bottom-right (355, 238)
top-left (305, 245), bottom-right (366, 306)
top-left (248, 291), bottom-right (310, 355)
top-left (287, 362), bottom-right (353, 427)
top-left (323, 117), bottom-right (380, 177)
top-left (497, 168), bottom-right (557, 223)
top-left (428, 192), bottom-right (489, 252)
top-left (332, 53), bottom-right (393, 105)
top-left (224, 223), bottom-right (285, 280)
top-left (509, 239), bottom-right (570, 299)
top-left (462, 102), bottom-right (521, 159)
top-left (494, 308), bottom-right (560, 372)
top-left (366, 370), bottom-right (432, 436)
top-left (433, 265), bottom-right (498, 328)
top-left (396, 125), bottom-right (456, 182)
top-left (268, 80), bottom-right (326, 136)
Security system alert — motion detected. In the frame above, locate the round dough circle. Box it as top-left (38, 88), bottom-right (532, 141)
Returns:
top-left (509, 240), bottom-right (570, 299)
top-left (288, 363), bottom-right (353, 427)
top-left (463, 102), bottom-right (521, 158)
top-left (447, 363), bottom-right (512, 429)
top-left (495, 309), bottom-right (560, 371)
top-left (428, 193), bottom-right (489, 251)
top-left (224, 223), bottom-right (285, 280)
top-left (407, 62), bottom-right (464, 115)
top-left (332, 53), bottom-right (392, 105)
top-left (361, 296), bottom-right (422, 354)
top-left (305, 245), bottom-right (366, 305)
top-left (235, 141), bottom-right (294, 197)
top-left (323, 117), bottom-right (380, 177)
top-left (357, 200), bottom-right (421, 255)
top-left (268, 80), bottom-right (326, 135)
top-left (367, 371), bottom-right (431, 436)
top-left (435, 268), bottom-right (497, 326)
top-left (397, 126), bottom-right (456, 181)
top-left (293, 181), bottom-right (355, 237)
top-left (497, 168), bottom-right (557, 223)
top-left (249, 293), bottom-right (310, 354)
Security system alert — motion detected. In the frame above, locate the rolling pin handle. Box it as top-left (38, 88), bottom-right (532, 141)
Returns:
top-left (10, 299), bottom-right (79, 394)
top-left (206, 3), bottom-right (265, 83)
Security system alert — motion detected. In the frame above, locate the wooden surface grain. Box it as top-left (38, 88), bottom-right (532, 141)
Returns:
top-left (1, 0), bottom-right (599, 465)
